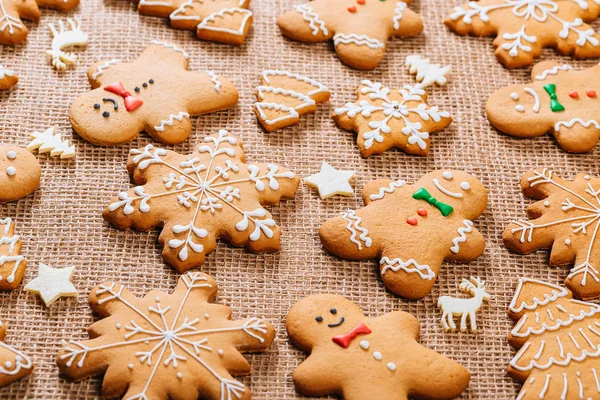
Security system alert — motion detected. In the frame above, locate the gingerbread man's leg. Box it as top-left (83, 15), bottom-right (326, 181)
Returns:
top-left (145, 107), bottom-right (194, 145)
top-left (332, 29), bottom-right (389, 70)
top-left (553, 121), bottom-right (600, 153)
top-left (391, 6), bottom-right (423, 38)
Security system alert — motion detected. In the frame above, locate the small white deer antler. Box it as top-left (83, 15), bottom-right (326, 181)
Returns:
top-left (46, 17), bottom-right (89, 71)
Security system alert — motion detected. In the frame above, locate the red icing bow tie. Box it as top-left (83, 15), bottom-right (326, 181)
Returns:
top-left (104, 81), bottom-right (143, 112)
top-left (332, 322), bottom-right (371, 348)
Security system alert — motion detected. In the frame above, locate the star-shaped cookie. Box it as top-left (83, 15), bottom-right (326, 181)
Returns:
top-left (305, 162), bottom-right (355, 199)
top-left (278, 0), bottom-right (424, 70)
top-left (24, 263), bottom-right (78, 306)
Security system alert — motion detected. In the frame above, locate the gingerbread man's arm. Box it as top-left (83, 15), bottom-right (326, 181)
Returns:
top-left (445, 220), bottom-right (485, 263)
top-left (35, 0), bottom-right (79, 12)
top-left (277, 6), bottom-right (333, 43)
top-left (391, 4), bottom-right (423, 38)
top-left (292, 352), bottom-right (343, 397)
top-left (0, 0), bottom-right (39, 45)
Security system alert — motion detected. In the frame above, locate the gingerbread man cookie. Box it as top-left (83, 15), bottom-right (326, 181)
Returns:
top-left (504, 169), bottom-right (600, 300)
top-left (134, 0), bottom-right (252, 45)
top-left (445, 0), bottom-right (600, 68)
top-left (58, 272), bottom-right (275, 400)
top-left (0, 145), bottom-right (41, 203)
top-left (278, 0), bottom-right (423, 70)
top-left (0, 65), bottom-right (16, 90)
top-left (508, 277), bottom-right (600, 399)
top-left (0, 218), bottom-right (27, 290)
top-left (0, 321), bottom-right (33, 388)
top-left (103, 130), bottom-right (299, 272)
top-left (0, 0), bottom-right (79, 45)
top-left (286, 294), bottom-right (471, 399)
top-left (320, 170), bottom-right (487, 299)
top-left (487, 61), bottom-right (600, 152)
top-left (333, 80), bottom-right (452, 157)
top-left (69, 40), bottom-right (238, 146)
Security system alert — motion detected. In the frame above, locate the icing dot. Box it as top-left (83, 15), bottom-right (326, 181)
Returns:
top-left (145, 340), bottom-right (150, 344)
top-left (543, 201), bottom-right (550, 207)
top-left (442, 171), bottom-right (453, 180)
top-left (135, 87), bottom-right (140, 92)
top-left (373, 351), bottom-right (382, 360)
top-left (116, 323), bottom-right (121, 329)
top-left (6, 151), bottom-right (16, 160)
top-left (359, 340), bottom-right (370, 350)
top-left (587, 89), bottom-right (597, 98)
top-left (102, 111), bottom-right (110, 118)
top-left (149, 79), bottom-right (154, 84)
top-left (417, 208), bottom-right (428, 217)
top-left (565, 239), bottom-right (571, 245)
top-left (569, 90), bottom-right (579, 99)
top-left (585, 175), bottom-right (591, 180)
top-left (143, 83), bottom-right (148, 88)
top-left (515, 105), bottom-right (525, 113)
top-left (387, 362), bottom-right (396, 371)
top-left (128, 364), bottom-right (134, 370)
top-left (348, 5), bottom-right (357, 12)
top-left (94, 103), bottom-right (100, 109)
top-left (218, 349), bottom-right (224, 355)
top-left (460, 181), bottom-right (470, 190)
top-left (155, 297), bottom-right (160, 302)
top-left (177, 372), bottom-right (183, 379)
top-left (510, 92), bottom-right (519, 100)
top-left (406, 217), bottom-right (418, 226)
top-left (357, 0), bottom-right (365, 3)
top-left (6, 167), bottom-right (16, 176)
top-left (204, 313), bottom-right (210, 319)
top-left (4, 361), bottom-right (11, 368)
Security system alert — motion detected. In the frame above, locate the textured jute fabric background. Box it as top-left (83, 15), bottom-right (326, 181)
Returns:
top-left (1, 0), bottom-right (599, 398)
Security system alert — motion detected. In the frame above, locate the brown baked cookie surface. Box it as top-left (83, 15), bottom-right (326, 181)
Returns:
top-left (0, 145), bottom-right (40, 203)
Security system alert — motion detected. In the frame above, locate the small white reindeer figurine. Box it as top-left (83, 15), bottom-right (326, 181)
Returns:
top-left (46, 17), bottom-right (89, 71)
top-left (438, 276), bottom-right (491, 333)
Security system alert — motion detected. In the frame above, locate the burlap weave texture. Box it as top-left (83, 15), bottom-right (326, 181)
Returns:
top-left (1, 0), bottom-right (599, 398)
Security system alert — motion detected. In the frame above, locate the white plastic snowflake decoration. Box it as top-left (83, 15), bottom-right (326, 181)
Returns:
top-left (103, 129), bottom-right (299, 272)
top-left (505, 169), bottom-right (600, 300)
top-left (333, 80), bottom-right (451, 157)
top-left (58, 272), bottom-right (275, 400)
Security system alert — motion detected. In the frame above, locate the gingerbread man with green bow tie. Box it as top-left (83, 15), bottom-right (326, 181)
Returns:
top-left (319, 170), bottom-right (488, 299)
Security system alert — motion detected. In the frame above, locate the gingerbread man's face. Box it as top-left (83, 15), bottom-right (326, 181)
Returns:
top-left (0, 145), bottom-right (40, 203)
top-left (287, 294), bottom-right (363, 351)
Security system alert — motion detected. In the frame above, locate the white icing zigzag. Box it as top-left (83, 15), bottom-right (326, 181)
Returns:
top-left (91, 59), bottom-right (121, 80)
top-left (197, 8), bottom-right (252, 36)
top-left (254, 102), bottom-right (299, 125)
top-left (205, 71), bottom-right (222, 92)
top-left (295, 4), bottom-right (328, 36)
top-left (555, 118), bottom-right (600, 132)
top-left (369, 179), bottom-right (406, 201)
top-left (154, 112), bottom-right (191, 132)
top-left (450, 220), bottom-right (474, 254)
top-left (341, 209), bottom-right (372, 251)
top-left (534, 64), bottom-right (572, 81)
top-left (333, 33), bottom-right (384, 49)
top-left (509, 278), bottom-right (569, 313)
top-left (380, 257), bottom-right (435, 280)
top-left (393, 2), bottom-right (406, 30)
top-left (149, 40), bottom-right (190, 59)
top-left (262, 70), bottom-right (329, 96)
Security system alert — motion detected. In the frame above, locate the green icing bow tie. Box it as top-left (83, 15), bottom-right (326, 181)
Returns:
top-left (412, 188), bottom-right (454, 217)
top-left (544, 84), bottom-right (565, 112)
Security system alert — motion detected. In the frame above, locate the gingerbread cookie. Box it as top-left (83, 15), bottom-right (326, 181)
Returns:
top-left (333, 80), bottom-right (452, 157)
top-left (487, 61), bottom-right (600, 152)
top-left (0, 145), bottom-right (41, 203)
top-left (508, 277), bottom-right (600, 399)
top-left (438, 276), bottom-right (491, 332)
top-left (0, 0), bottom-right (79, 45)
top-left (0, 218), bottom-right (26, 290)
top-left (69, 40), bottom-right (238, 146)
top-left (254, 70), bottom-right (330, 132)
top-left (134, 0), bottom-right (252, 45)
top-left (103, 130), bottom-right (299, 272)
top-left (319, 170), bottom-right (487, 299)
top-left (286, 294), bottom-right (470, 399)
top-left (58, 272), bottom-right (275, 400)
top-left (504, 169), bottom-right (600, 300)
top-left (445, 0), bottom-right (600, 68)
top-left (0, 65), bottom-right (17, 90)
top-left (278, 0), bottom-right (423, 70)
top-left (0, 321), bottom-right (33, 387)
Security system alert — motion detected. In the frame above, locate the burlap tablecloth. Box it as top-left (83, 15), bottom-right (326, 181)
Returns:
top-left (1, 0), bottom-right (599, 398)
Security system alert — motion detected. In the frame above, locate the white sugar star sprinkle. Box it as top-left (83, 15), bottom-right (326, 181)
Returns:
top-left (25, 263), bottom-right (78, 306)
top-left (305, 162), bottom-right (355, 199)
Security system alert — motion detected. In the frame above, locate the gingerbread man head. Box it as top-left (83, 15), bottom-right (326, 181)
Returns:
top-left (286, 294), bottom-right (471, 399)
top-left (69, 40), bottom-right (239, 146)
top-left (0, 145), bottom-right (40, 203)
top-left (487, 61), bottom-right (600, 152)
top-left (320, 170), bottom-right (487, 299)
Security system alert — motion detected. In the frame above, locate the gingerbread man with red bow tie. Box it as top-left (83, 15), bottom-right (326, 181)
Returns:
top-left (69, 40), bottom-right (239, 146)
top-left (286, 294), bottom-right (471, 400)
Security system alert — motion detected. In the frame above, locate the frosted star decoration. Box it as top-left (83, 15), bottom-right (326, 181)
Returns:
top-left (103, 130), bottom-right (299, 272)
top-left (24, 263), bottom-right (78, 306)
top-left (305, 162), bottom-right (355, 199)
top-left (445, 0), bottom-right (600, 68)
top-left (57, 272), bottom-right (275, 400)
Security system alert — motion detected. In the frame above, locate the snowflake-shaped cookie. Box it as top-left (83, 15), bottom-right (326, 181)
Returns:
top-left (135, 0), bottom-right (253, 45)
top-left (333, 80), bottom-right (452, 157)
top-left (504, 169), bottom-right (600, 300)
top-left (103, 129), bottom-right (299, 272)
top-left (445, 0), bottom-right (600, 68)
top-left (58, 272), bottom-right (275, 400)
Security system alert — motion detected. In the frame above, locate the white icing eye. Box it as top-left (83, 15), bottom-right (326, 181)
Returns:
top-left (460, 181), bottom-right (470, 190)
top-left (515, 105), bottom-right (525, 113)
top-left (510, 92), bottom-right (519, 100)
top-left (6, 151), bottom-right (16, 160)
top-left (6, 167), bottom-right (16, 176)
top-left (442, 171), bottom-right (453, 180)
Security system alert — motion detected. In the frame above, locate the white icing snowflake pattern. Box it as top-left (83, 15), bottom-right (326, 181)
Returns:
top-left (59, 272), bottom-right (273, 400)
top-left (105, 129), bottom-right (298, 270)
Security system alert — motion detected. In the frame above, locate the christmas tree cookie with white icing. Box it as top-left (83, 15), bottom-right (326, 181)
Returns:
top-left (333, 80), bottom-right (452, 157)
top-left (445, 0), bottom-right (600, 68)
top-left (319, 170), bottom-right (487, 299)
top-left (69, 40), bottom-right (239, 146)
top-left (103, 130), bottom-right (300, 272)
top-left (508, 277), bottom-right (600, 399)
top-left (504, 169), bottom-right (600, 300)
top-left (0, 65), bottom-right (17, 90)
top-left (487, 61), bottom-right (600, 152)
top-left (57, 272), bottom-right (275, 400)
top-left (0, 145), bottom-right (40, 203)
top-left (0, 321), bottom-right (33, 388)
top-left (286, 294), bottom-right (470, 399)
top-left (134, 0), bottom-right (253, 45)
top-left (0, 0), bottom-right (79, 45)
top-left (277, 0), bottom-right (423, 70)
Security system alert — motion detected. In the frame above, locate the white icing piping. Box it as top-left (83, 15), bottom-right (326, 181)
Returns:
top-left (0, 218), bottom-right (24, 284)
top-left (197, 8), bottom-right (252, 36)
top-left (256, 86), bottom-right (315, 108)
top-left (205, 71), bottom-right (222, 92)
top-left (340, 209), bottom-right (372, 251)
top-left (510, 306), bottom-right (600, 337)
top-left (450, 220), bottom-right (474, 254)
top-left (535, 64), bottom-right (573, 81)
top-left (433, 178), bottom-right (463, 198)
top-left (369, 180), bottom-right (406, 201)
top-left (170, 0), bottom-right (201, 21)
top-left (392, 2), bottom-right (406, 30)
top-left (295, 4), bottom-right (328, 36)
top-left (555, 119), bottom-right (600, 132)
top-left (154, 112), bottom-right (191, 132)
top-left (333, 33), bottom-right (384, 49)
top-left (380, 257), bottom-right (435, 280)
top-left (523, 88), bottom-right (540, 113)
top-left (509, 278), bottom-right (568, 313)
top-left (149, 40), bottom-right (190, 59)
top-left (0, 65), bottom-right (14, 79)
top-left (261, 70), bottom-right (329, 96)
top-left (254, 102), bottom-right (299, 126)
top-left (91, 59), bottom-right (121, 80)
